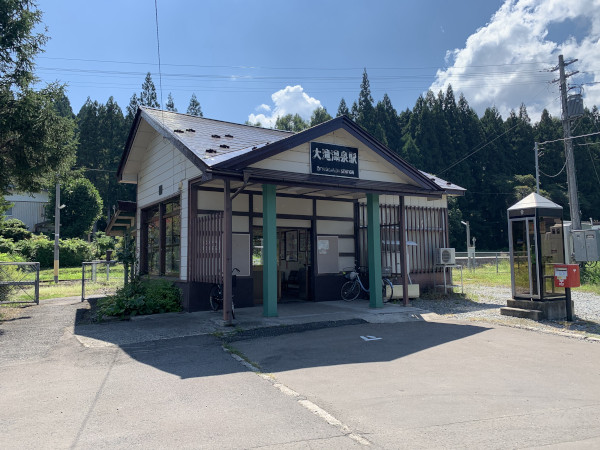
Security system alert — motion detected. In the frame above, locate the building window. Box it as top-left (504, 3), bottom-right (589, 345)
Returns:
top-left (142, 197), bottom-right (180, 277)
top-left (4, 206), bottom-right (13, 216)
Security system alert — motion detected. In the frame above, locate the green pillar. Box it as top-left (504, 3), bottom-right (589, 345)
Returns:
top-left (366, 193), bottom-right (383, 308)
top-left (262, 184), bottom-right (278, 317)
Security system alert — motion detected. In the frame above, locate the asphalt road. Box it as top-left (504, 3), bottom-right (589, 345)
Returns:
top-left (2, 298), bottom-right (600, 449)
top-left (232, 321), bottom-right (600, 449)
top-left (0, 300), bottom-right (362, 449)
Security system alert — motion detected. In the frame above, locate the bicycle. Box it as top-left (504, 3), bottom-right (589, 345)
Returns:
top-left (209, 268), bottom-right (240, 318)
top-left (340, 267), bottom-right (394, 302)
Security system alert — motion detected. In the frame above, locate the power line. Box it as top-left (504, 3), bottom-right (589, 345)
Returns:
top-left (538, 131), bottom-right (600, 145)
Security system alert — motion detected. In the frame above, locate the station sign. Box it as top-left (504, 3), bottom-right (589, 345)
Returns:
top-left (310, 142), bottom-right (359, 178)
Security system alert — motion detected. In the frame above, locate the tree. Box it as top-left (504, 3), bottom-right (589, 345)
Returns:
top-left (0, 1), bottom-right (77, 194)
top-left (187, 93), bottom-right (203, 116)
top-left (309, 107), bottom-right (332, 127)
top-left (76, 96), bottom-right (134, 229)
top-left (337, 98), bottom-right (350, 117)
top-left (0, 84), bottom-right (77, 193)
top-left (140, 72), bottom-right (159, 108)
top-left (0, 0), bottom-right (48, 90)
top-left (166, 92), bottom-right (177, 112)
top-left (275, 114), bottom-right (308, 132)
top-left (355, 69), bottom-right (376, 133)
top-left (46, 177), bottom-right (103, 238)
top-left (126, 93), bottom-right (140, 122)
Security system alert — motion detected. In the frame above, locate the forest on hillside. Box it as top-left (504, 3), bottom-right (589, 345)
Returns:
top-left (67, 69), bottom-right (600, 251)
top-left (3, 2), bottom-right (598, 253)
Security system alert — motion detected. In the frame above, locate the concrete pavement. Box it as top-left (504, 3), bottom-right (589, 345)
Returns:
top-left (2, 296), bottom-right (600, 448)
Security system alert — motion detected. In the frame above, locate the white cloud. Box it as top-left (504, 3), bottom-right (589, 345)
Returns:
top-left (430, 0), bottom-right (600, 121)
top-left (248, 85), bottom-right (322, 128)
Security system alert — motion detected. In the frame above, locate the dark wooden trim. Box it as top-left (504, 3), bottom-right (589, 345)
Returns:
top-left (399, 197), bottom-right (409, 306)
top-left (159, 203), bottom-right (166, 275)
top-left (353, 201), bottom-right (360, 268)
top-left (310, 198), bottom-right (317, 301)
top-left (194, 184), bottom-right (357, 202)
top-left (196, 209), bottom-right (354, 223)
top-left (188, 180), bottom-right (198, 282)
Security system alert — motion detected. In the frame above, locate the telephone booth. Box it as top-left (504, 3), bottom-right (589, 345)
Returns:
top-left (507, 193), bottom-right (565, 300)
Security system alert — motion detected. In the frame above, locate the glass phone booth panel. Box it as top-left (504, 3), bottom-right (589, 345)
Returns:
top-left (511, 218), bottom-right (538, 297)
top-left (539, 217), bottom-right (565, 297)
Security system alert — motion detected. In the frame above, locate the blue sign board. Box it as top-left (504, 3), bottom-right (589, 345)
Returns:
top-left (310, 142), bottom-right (359, 178)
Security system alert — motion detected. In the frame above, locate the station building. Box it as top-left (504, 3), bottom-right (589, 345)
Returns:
top-left (111, 108), bottom-right (464, 316)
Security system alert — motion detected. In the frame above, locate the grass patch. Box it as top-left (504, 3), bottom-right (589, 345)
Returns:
top-left (454, 262), bottom-right (511, 287)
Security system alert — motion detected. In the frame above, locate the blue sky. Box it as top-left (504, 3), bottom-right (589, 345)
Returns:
top-left (34, 0), bottom-right (600, 125)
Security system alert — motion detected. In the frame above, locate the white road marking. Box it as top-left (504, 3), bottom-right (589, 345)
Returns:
top-left (360, 335), bottom-right (382, 341)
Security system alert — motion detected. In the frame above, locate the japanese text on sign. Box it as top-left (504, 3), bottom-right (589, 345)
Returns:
top-left (310, 142), bottom-right (359, 178)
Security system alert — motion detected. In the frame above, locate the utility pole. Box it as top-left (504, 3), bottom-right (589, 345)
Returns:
top-left (554, 55), bottom-right (581, 230)
top-left (534, 142), bottom-right (540, 194)
top-left (54, 178), bottom-right (60, 284)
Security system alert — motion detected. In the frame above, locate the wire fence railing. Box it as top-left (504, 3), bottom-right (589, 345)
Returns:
top-left (81, 261), bottom-right (125, 301)
top-left (0, 262), bottom-right (40, 305)
top-left (455, 252), bottom-right (511, 273)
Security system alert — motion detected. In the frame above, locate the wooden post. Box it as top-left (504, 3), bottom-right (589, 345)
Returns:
top-left (262, 184), bottom-right (278, 317)
top-left (399, 197), bottom-right (409, 306)
top-left (223, 180), bottom-right (233, 324)
top-left (366, 193), bottom-right (382, 308)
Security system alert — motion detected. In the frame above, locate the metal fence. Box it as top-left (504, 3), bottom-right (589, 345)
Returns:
top-left (0, 262), bottom-right (40, 305)
top-left (455, 252), bottom-right (511, 273)
top-left (81, 261), bottom-right (124, 301)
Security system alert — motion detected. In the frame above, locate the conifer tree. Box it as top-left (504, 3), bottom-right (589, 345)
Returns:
top-left (126, 93), bottom-right (139, 122)
top-left (166, 92), bottom-right (177, 112)
top-left (140, 72), bottom-right (159, 108)
top-left (356, 69), bottom-right (375, 133)
top-left (310, 107), bottom-right (332, 127)
top-left (337, 98), bottom-right (350, 117)
top-left (187, 93), bottom-right (203, 116)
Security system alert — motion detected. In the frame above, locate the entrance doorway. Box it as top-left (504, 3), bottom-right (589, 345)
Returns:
top-left (252, 227), bottom-right (312, 303)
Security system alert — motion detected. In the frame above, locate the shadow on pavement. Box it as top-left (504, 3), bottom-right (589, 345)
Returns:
top-left (231, 321), bottom-right (491, 374)
top-left (73, 303), bottom-right (490, 379)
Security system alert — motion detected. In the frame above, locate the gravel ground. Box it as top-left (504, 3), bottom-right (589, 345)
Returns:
top-left (411, 285), bottom-right (600, 340)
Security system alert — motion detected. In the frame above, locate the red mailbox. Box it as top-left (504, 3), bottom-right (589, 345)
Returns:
top-left (554, 264), bottom-right (580, 288)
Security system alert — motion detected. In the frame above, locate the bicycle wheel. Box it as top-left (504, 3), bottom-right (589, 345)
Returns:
top-left (209, 284), bottom-right (222, 311)
top-left (341, 280), bottom-right (360, 301)
top-left (382, 278), bottom-right (393, 303)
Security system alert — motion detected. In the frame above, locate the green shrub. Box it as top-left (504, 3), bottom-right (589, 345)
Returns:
top-left (0, 252), bottom-right (25, 263)
top-left (580, 263), bottom-right (600, 285)
top-left (0, 218), bottom-right (32, 242)
top-left (92, 231), bottom-right (119, 260)
top-left (97, 278), bottom-right (182, 319)
top-left (60, 238), bottom-right (93, 267)
top-left (15, 235), bottom-right (93, 268)
top-left (15, 235), bottom-right (54, 267)
top-left (0, 236), bottom-right (15, 253)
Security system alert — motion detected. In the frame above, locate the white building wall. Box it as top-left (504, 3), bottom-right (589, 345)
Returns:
top-left (4, 191), bottom-right (49, 230)
top-left (136, 134), bottom-right (201, 281)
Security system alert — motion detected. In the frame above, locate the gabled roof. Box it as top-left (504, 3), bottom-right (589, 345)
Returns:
top-left (118, 108), bottom-right (463, 196)
top-left (118, 108), bottom-right (292, 179)
top-left (508, 193), bottom-right (562, 211)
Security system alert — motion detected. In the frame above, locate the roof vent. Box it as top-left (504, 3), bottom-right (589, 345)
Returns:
top-left (205, 148), bottom-right (217, 154)
top-left (174, 129), bottom-right (184, 133)
top-left (185, 128), bottom-right (195, 133)
top-left (211, 134), bottom-right (221, 138)
top-left (224, 134), bottom-right (233, 138)
top-left (219, 144), bottom-right (230, 149)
